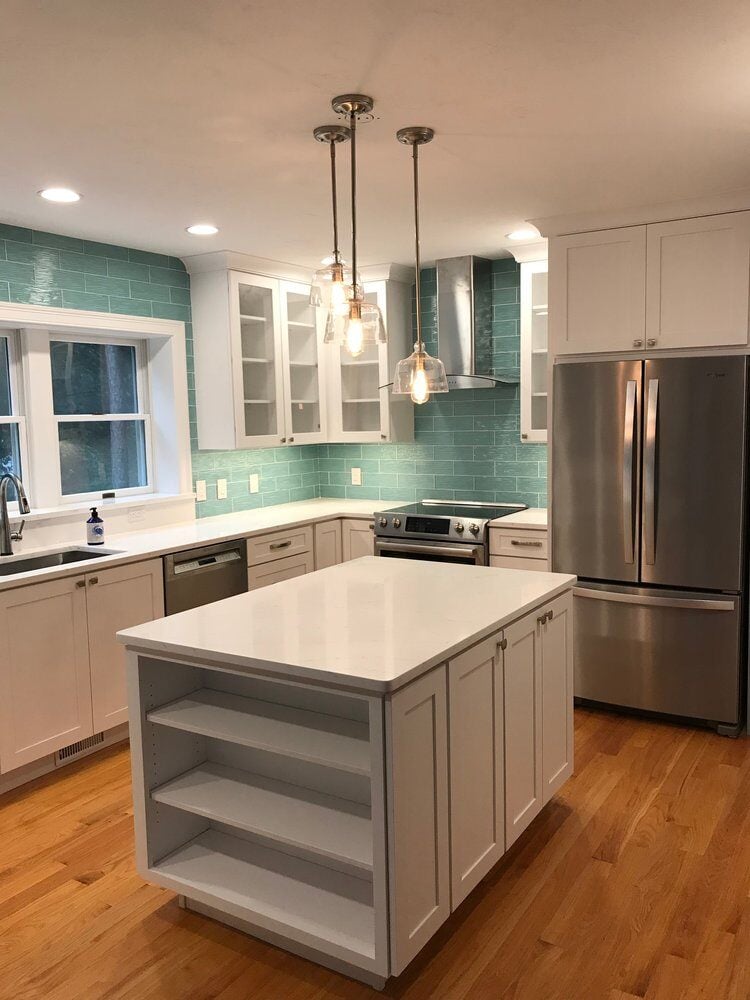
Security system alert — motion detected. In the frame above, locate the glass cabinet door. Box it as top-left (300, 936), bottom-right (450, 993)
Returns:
top-left (520, 261), bottom-right (548, 443)
top-left (280, 282), bottom-right (326, 443)
top-left (233, 274), bottom-right (284, 444)
top-left (336, 287), bottom-right (385, 440)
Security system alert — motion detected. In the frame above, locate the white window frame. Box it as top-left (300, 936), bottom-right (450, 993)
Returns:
top-left (0, 300), bottom-right (191, 514)
top-left (48, 333), bottom-right (155, 503)
top-left (0, 331), bottom-right (30, 510)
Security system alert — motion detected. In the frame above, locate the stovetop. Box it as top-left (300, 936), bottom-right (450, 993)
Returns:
top-left (373, 499), bottom-right (528, 544)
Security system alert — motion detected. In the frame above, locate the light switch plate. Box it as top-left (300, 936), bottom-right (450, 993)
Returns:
top-left (217, 478), bottom-right (228, 500)
top-left (195, 480), bottom-right (207, 502)
top-left (249, 473), bottom-right (260, 494)
top-left (351, 467), bottom-right (362, 486)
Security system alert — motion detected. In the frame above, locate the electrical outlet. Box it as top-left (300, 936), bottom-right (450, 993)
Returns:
top-left (351, 467), bottom-right (362, 486)
top-left (195, 480), bottom-right (207, 502)
top-left (217, 478), bottom-right (228, 500)
top-left (249, 473), bottom-right (260, 494)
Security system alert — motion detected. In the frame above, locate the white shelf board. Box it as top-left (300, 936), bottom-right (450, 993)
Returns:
top-left (341, 360), bottom-right (378, 367)
top-left (152, 829), bottom-right (376, 963)
top-left (243, 399), bottom-right (274, 404)
top-left (147, 688), bottom-right (371, 776)
top-left (242, 357), bottom-right (272, 364)
top-left (531, 348), bottom-right (548, 356)
top-left (291, 399), bottom-right (318, 405)
top-left (532, 391), bottom-right (548, 397)
top-left (152, 761), bottom-right (373, 874)
top-left (343, 398), bottom-right (380, 404)
top-left (287, 321), bottom-right (316, 330)
top-left (289, 361), bottom-right (317, 367)
top-left (240, 314), bottom-right (266, 322)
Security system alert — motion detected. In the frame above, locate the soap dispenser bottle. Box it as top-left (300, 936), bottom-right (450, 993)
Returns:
top-left (87, 507), bottom-right (104, 545)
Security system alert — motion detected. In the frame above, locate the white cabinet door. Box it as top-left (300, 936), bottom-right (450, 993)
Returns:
top-left (520, 260), bottom-right (549, 443)
top-left (0, 576), bottom-right (92, 771)
top-left (314, 519), bottom-right (342, 570)
top-left (248, 550), bottom-right (314, 589)
top-left (386, 665), bottom-right (449, 976)
top-left (341, 519), bottom-right (374, 560)
top-left (646, 212), bottom-right (750, 349)
top-left (541, 592), bottom-right (574, 803)
top-left (230, 271), bottom-right (287, 448)
top-left (503, 610), bottom-right (544, 848)
top-left (550, 226), bottom-right (646, 355)
top-left (448, 634), bottom-right (505, 907)
top-left (86, 559), bottom-right (165, 733)
top-left (279, 280), bottom-right (327, 444)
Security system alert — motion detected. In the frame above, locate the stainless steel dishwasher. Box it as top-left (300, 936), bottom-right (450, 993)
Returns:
top-left (163, 538), bottom-right (248, 615)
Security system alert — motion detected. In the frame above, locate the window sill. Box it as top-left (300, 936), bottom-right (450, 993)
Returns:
top-left (6, 492), bottom-right (196, 524)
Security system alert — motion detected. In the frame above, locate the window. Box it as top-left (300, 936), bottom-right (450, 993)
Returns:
top-left (0, 333), bottom-right (26, 480)
top-left (50, 338), bottom-right (151, 498)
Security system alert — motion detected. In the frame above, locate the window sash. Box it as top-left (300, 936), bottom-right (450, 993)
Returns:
top-left (0, 332), bottom-right (29, 497)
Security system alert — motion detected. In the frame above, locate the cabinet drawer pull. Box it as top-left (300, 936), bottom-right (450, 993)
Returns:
top-left (368, 523), bottom-right (374, 530)
top-left (537, 614), bottom-right (546, 625)
top-left (546, 609), bottom-right (554, 620)
top-left (75, 579), bottom-right (86, 589)
top-left (497, 637), bottom-right (508, 651)
top-left (510, 539), bottom-right (543, 548)
top-left (88, 576), bottom-right (98, 585)
top-left (269, 540), bottom-right (292, 551)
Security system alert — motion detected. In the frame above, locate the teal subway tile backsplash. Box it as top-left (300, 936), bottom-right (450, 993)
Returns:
top-left (2, 225), bottom-right (547, 514)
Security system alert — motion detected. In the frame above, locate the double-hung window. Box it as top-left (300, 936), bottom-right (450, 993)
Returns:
top-left (0, 332), bottom-right (27, 480)
top-left (49, 336), bottom-right (152, 500)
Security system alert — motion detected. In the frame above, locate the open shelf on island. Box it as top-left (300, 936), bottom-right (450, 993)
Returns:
top-left (152, 761), bottom-right (373, 874)
top-left (151, 828), bottom-right (376, 963)
top-left (147, 689), bottom-right (371, 776)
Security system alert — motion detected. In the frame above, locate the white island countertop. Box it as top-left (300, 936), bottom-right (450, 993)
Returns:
top-left (119, 556), bottom-right (574, 694)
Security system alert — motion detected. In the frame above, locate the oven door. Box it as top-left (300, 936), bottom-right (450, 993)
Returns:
top-left (374, 538), bottom-right (486, 565)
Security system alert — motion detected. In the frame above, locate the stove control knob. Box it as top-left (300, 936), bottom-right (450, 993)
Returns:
top-left (455, 522), bottom-right (465, 533)
top-left (469, 522), bottom-right (480, 535)
top-left (378, 517), bottom-right (388, 527)
top-left (392, 517), bottom-right (402, 529)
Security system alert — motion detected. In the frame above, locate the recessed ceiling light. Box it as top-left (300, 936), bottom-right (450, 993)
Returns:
top-left (38, 187), bottom-right (81, 203)
top-left (186, 223), bottom-right (219, 236)
top-left (506, 227), bottom-right (539, 241)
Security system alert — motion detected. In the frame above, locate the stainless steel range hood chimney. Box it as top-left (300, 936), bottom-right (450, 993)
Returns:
top-left (436, 256), bottom-right (493, 389)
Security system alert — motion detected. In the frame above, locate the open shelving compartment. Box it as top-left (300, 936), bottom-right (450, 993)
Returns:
top-left (237, 282), bottom-right (278, 437)
top-left (129, 654), bottom-right (389, 981)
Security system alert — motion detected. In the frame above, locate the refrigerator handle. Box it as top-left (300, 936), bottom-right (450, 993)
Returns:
top-left (574, 587), bottom-right (735, 612)
top-left (644, 378), bottom-right (659, 565)
top-left (622, 380), bottom-right (637, 564)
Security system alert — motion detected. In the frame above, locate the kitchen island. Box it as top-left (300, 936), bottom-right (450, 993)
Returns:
top-left (119, 557), bottom-right (575, 988)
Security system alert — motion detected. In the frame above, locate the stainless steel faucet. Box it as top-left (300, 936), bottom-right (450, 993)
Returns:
top-left (0, 474), bottom-right (30, 556)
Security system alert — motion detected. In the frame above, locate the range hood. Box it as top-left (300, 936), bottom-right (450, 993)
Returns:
top-left (435, 255), bottom-right (518, 388)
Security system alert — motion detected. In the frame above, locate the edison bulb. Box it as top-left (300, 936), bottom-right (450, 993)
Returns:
top-left (411, 366), bottom-right (430, 404)
top-left (330, 279), bottom-right (348, 312)
top-left (346, 317), bottom-right (364, 357)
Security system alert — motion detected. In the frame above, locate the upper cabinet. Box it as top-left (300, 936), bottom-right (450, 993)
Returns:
top-left (550, 211), bottom-right (750, 356)
top-left (549, 226), bottom-right (647, 355)
top-left (188, 255), bottom-right (414, 449)
top-left (519, 260), bottom-right (549, 443)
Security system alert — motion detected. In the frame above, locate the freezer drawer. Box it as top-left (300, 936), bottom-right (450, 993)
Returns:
top-left (574, 583), bottom-right (742, 726)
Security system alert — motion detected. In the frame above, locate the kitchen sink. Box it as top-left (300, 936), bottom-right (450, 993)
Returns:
top-left (0, 547), bottom-right (123, 577)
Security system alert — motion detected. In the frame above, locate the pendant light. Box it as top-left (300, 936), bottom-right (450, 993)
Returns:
top-left (323, 94), bottom-right (385, 358)
top-left (393, 127), bottom-right (448, 404)
top-left (310, 124), bottom-right (355, 314)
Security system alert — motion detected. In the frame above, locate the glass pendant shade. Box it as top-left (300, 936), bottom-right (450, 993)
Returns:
top-left (393, 343), bottom-right (449, 404)
top-left (324, 296), bottom-right (385, 356)
top-left (309, 261), bottom-right (358, 312)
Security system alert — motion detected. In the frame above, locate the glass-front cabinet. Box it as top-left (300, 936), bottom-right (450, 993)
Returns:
top-left (519, 260), bottom-right (549, 444)
top-left (189, 258), bottom-right (414, 450)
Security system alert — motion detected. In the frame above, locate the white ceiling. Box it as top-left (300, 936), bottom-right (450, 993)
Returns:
top-left (2, 0), bottom-right (750, 267)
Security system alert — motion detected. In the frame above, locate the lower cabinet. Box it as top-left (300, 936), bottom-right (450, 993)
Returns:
top-left (0, 559), bottom-right (164, 772)
top-left (248, 551), bottom-right (314, 589)
top-left (314, 519), bottom-right (343, 570)
top-left (342, 519), bottom-right (375, 560)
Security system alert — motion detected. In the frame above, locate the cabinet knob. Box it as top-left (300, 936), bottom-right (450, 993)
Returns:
top-left (546, 609), bottom-right (553, 621)
top-left (380, 434), bottom-right (386, 440)
top-left (88, 576), bottom-right (98, 585)
top-left (647, 338), bottom-right (657, 347)
top-left (521, 433), bottom-right (528, 440)
top-left (537, 614), bottom-right (546, 625)
top-left (633, 339), bottom-right (644, 348)
top-left (498, 637), bottom-right (508, 651)
top-left (288, 436), bottom-right (294, 442)
top-left (75, 579), bottom-right (86, 589)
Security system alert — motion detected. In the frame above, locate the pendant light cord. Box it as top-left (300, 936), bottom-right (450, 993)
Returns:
top-left (412, 142), bottom-right (423, 353)
top-left (350, 110), bottom-right (357, 296)
top-left (330, 141), bottom-right (340, 264)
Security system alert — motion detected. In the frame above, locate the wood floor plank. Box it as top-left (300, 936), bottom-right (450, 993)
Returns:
top-left (1, 711), bottom-right (750, 998)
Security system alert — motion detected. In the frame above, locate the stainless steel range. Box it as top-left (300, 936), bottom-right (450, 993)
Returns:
top-left (373, 499), bottom-right (528, 565)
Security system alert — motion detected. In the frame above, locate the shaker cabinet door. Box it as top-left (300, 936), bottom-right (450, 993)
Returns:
top-left (0, 577), bottom-right (93, 771)
top-left (541, 592), bottom-right (574, 803)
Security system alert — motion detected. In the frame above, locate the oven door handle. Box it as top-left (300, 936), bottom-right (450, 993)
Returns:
top-left (374, 539), bottom-right (485, 562)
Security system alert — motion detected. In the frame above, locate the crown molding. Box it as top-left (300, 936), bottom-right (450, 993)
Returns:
top-left (508, 240), bottom-right (548, 263)
top-left (532, 189), bottom-right (750, 238)
top-left (182, 250), bottom-right (310, 282)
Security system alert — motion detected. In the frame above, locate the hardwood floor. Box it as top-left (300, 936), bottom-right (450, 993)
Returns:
top-left (2, 708), bottom-right (750, 999)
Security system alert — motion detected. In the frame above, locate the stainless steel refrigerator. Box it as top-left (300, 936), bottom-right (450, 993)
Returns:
top-left (552, 355), bottom-right (748, 734)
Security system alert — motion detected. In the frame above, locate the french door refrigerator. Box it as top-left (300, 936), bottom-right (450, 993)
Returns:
top-left (552, 355), bottom-right (748, 734)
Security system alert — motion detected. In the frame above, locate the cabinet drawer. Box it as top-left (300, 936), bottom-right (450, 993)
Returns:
top-left (248, 551), bottom-right (314, 590)
top-left (247, 526), bottom-right (313, 566)
top-left (490, 529), bottom-right (548, 560)
top-left (490, 555), bottom-right (548, 571)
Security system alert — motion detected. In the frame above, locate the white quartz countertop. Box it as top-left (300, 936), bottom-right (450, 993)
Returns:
top-left (489, 508), bottom-right (547, 529)
top-left (118, 556), bottom-right (575, 694)
top-left (0, 498), bottom-right (396, 592)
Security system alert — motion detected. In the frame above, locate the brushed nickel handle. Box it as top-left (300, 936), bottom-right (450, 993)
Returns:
top-left (622, 379), bottom-right (637, 565)
top-left (269, 540), bottom-right (292, 551)
top-left (510, 539), bottom-right (543, 548)
top-left (644, 378), bottom-right (659, 565)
